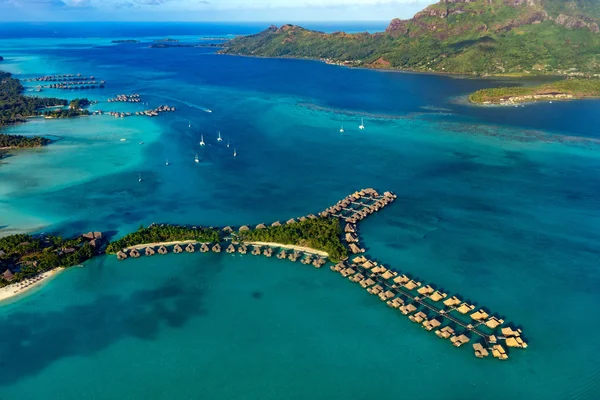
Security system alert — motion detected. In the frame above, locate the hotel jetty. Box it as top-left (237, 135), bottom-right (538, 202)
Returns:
top-left (107, 188), bottom-right (528, 361)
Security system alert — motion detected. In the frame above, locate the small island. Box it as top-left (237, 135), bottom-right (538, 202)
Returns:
top-left (0, 133), bottom-right (50, 149)
top-left (153, 38), bottom-right (179, 43)
top-left (111, 39), bottom-right (140, 44)
top-left (1, 71), bottom-right (91, 127)
top-left (469, 79), bottom-right (600, 105)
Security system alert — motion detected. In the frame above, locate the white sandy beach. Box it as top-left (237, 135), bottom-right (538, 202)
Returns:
top-left (246, 241), bottom-right (328, 257)
top-left (0, 267), bottom-right (64, 303)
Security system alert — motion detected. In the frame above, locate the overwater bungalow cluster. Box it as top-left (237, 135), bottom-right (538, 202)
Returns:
top-left (103, 105), bottom-right (176, 119)
top-left (331, 254), bottom-right (527, 360)
top-left (37, 81), bottom-right (106, 90)
top-left (107, 94), bottom-right (141, 103)
top-left (24, 74), bottom-right (98, 82)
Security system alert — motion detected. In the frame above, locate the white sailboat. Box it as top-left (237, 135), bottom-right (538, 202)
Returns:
top-left (340, 125), bottom-right (344, 133)
top-left (226, 139), bottom-right (230, 148)
top-left (217, 131), bottom-right (222, 142)
top-left (359, 117), bottom-right (365, 130)
top-left (138, 174), bottom-right (142, 182)
top-left (233, 148), bottom-right (237, 157)
top-left (195, 153), bottom-right (199, 163)
top-left (188, 121), bottom-right (191, 128)
top-left (199, 134), bottom-right (205, 146)
top-left (165, 158), bottom-right (169, 166)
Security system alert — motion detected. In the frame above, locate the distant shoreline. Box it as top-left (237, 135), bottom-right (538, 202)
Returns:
top-left (0, 267), bottom-right (64, 304)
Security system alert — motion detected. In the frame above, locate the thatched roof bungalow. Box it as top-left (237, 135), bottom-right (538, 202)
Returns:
top-left (307, 214), bottom-right (317, 220)
top-left (263, 247), bottom-right (273, 257)
top-left (130, 249), bottom-right (140, 258)
top-left (252, 246), bottom-right (261, 255)
top-left (277, 250), bottom-right (287, 259)
top-left (2, 269), bottom-right (15, 281)
top-left (238, 244), bottom-right (247, 254)
top-left (212, 243), bottom-right (222, 253)
top-left (117, 251), bottom-right (128, 260)
top-left (271, 221), bottom-right (282, 227)
top-left (286, 218), bottom-right (296, 225)
top-left (200, 243), bottom-right (209, 253)
top-left (226, 244), bottom-right (236, 253)
top-left (157, 245), bottom-right (168, 255)
top-left (173, 244), bottom-right (183, 254)
top-left (239, 225), bottom-right (250, 232)
top-left (145, 247), bottom-right (155, 256)
top-left (185, 243), bottom-right (195, 253)
top-left (256, 223), bottom-right (266, 229)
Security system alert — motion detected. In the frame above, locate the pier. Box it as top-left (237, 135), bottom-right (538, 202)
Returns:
top-left (110, 188), bottom-right (527, 361)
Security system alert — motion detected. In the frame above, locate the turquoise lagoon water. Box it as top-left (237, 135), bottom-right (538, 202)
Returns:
top-left (1, 24), bottom-right (600, 399)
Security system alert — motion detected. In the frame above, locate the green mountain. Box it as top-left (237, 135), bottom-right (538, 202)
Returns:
top-left (221, 0), bottom-right (600, 75)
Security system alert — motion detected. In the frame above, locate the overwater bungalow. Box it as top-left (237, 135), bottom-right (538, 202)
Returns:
top-left (344, 223), bottom-right (355, 233)
top-left (345, 233), bottom-right (358, 243)
top-left (212, 243), bottom-right (222, 253)
top-left (271, 221), bottom-right (282, 227)
top-left (417, 285), bottom-right (435, 296)
top-left (353, 256), bottom-right (367, 264)
top-left (350, 272), bottom-right (365, 283)
top-left (256, 223), bottom-right (266, 229)
top-left (387, 297), bottom-right (405, 309)
top-left (173, 244), bottom-right (183, 254)
top-left (298, 216), bottom-right (307, 222)
top-left (435, 326), bottom-right (454, 339)
top-left (485, 317), bottom-right (504, 329)
top-left (349, 244), bottom-right (362, 254)
top-left (341, 267), bottom-right (356, 277)
top-left (117, 251), bottom-right (128, 260)
top-left (313, 258), bottom-right (326, 268)
top-left (145, 247), bottom-right (155, 256)
top-left (409, 311), bottom-right (427, 323)
top-left (200, 243), bottom-right (209, 253)
top-left (226, 244), bottom-right (236, 253)
top-left (473, 343), bottom-right (490, 358)
top-left (251, 245), bottom-right (261, 256)
top-left (286, 218), bottom-right (296, 225)
top-left (263, 247), bottom-right (273, 257)
top-left (456, 302), bottom-right (475, 314)
top-left (400, 303), bottom-right (417, 315)
top-left (158, 245), bottom-right (168, 255)
top-left (362, 260), bottom-right (374, 269)
top-left (492, 344), bottom-right (508, 360)
top-left (422, 318), bottom-right (442, 331)
top-left (450, 334), bottom-right (471, 348)
top-left (319, 211), bottom-right (329, 218)
top-left (277, 250), bottom-right (287, 260)
top-left (393, 275), bottom-right (410, 285)
top-left (378, 290), bottom-right (395, 302)
top-left (404, 280), bottom-right (421, 290)
top-left (367, 284), bottom-right (384, 295)
top-left (130, 248), bottom-right (140, 258)
top-left (380, 270), bottom-right (396, 280)
top-left (360, 278), bottom-right (376, 288)
top-left (288, 252), bottom-right (299, 262)
top-left (501, 326), bottom-right (522, 337)
top-left (443, 296), bottom-right (461, 308)
top-left (470, 309), bottom-right (490, 321)
top-left (239, 225), bottom-right (250, 232)
top-left (301, 255), bottom-right (312, 265)
top-left (222, 226), bottom-right (233, 233)
top-left (429, 291), bottom-right (448, 302)
top-left (185, 243), bottom-right (195, 253)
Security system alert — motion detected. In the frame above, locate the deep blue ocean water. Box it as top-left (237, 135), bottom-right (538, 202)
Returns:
top-left (1, 23), bottom-right (600, 400)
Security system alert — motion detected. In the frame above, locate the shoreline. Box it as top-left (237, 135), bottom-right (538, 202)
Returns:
top-left (245, 241), bottom-right (328, 257)
top-left (0, 267), bottom-right (65, 304)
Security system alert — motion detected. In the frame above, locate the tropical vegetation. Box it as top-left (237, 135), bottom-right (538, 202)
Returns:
top-left (106, 224), bottom-right (222, 253)
top-left (0, 233), bottom-right (95, 287)
top-left (237, 218), bottom-right (348, 262)
top-left (221, 0), bottom-right (600, 76)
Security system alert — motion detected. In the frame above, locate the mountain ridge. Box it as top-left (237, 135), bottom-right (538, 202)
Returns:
top-left (221, 0), bottom-right (600, 76)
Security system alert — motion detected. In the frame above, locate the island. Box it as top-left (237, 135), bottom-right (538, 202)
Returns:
top-left (150, 43), bottom-right (222, 49)
top-left (111, 39), bottom-right (140, 43)
top-left (153, 38), bottom-right (179, 43)
top-left (469, 78), bottom-right (600, 105)
top-left (0, 188), bottom-right (529, 360)
top-left (0, 71), bottom-right (91, 127)
top-left (220, 0), bottom-right (600, 77)
top-left (0, 133), bottom-right (50, 149)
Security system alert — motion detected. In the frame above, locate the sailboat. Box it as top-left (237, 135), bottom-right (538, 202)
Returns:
top-left (138, 174), bottom-right (142, 182)
top-left (359, 117), bottom-right (365, 130)
top-left (199, 135), bottom-right (205, 146)
top-left (188, 121), bottom-right (191, 128)
top-left (233, 148), bottom-right (237, 157)
top-left (217, 131), bottom-right (222, 142)
top-left (195, 153), bottom-right (199, 163)
top-left (226, 139), bottom-right (230, 148)
top-left (165, 158), bottom-right (169, 166)
top-left (340, 125), bottom-right (344, 133)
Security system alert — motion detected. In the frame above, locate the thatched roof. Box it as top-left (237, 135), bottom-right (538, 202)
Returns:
top-left (298, 216), bottom-right (307, 222)
top-left (223, 226), bottom-right (233, 233)
top-left (2, 269), bottom-right (14, 281)
top-left (212, 243), bottom-right (222, 252)
top-left (286, 218), bottom-right (296, 225)
top-left (271, 221), bottom-right (281, 227)
top-left (256, 223), bottom-right (266, 229)
top-left (239, 225), bottom-right (250, 231)
top-left (307, 214), bottom-right (317, 219)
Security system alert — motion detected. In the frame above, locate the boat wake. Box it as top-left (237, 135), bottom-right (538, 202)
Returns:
top-left (157, 95), bottom-right (213, 113)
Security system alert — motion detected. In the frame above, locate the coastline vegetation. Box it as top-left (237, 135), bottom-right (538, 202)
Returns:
top-left (469, 79), bottom-right (600, 104)
top-left (0, 234), bottom-right (96, 287)
top-left (237, 218), bottom-right (348, 262)
top-left (106, 224), bottom-right (222, 253)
